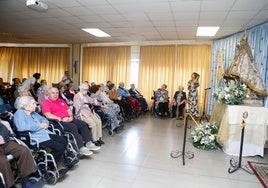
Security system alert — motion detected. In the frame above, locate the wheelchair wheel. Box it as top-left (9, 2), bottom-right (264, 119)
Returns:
top-left (44, 170), bottom-right (57, 185)
top-left (108, 129), bottom-right (114, 136)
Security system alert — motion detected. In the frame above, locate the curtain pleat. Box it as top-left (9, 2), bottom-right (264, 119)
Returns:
top-left (139, 45), bottom-right (176, 107)
top-left (82, 46), bottom-right (130, 85)
top-left (0, 47), bottom-right (70, 85)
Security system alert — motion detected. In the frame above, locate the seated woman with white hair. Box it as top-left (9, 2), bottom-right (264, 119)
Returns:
top-left (171, 85), bottom-right (187, 119)
top-left (98, 84), bottom-right (121, 114)
top-left (73, 83), bottom-right (104, 146)
top-left (90, 84), bottom-right (122, 131)
top-left (13, 96), bottom-right (69, 166)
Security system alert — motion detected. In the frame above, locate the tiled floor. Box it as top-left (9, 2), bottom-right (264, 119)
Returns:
top-left (45, 114), bottom-right (267, 188)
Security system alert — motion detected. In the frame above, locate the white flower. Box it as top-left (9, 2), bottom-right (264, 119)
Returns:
top-left (191, 122), bottom-right (220, 150)
top-left (215, 80), bottom-right (247, 105)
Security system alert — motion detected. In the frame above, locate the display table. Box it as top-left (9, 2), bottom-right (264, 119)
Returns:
top-left (210, 103), bottom-right (268, 157)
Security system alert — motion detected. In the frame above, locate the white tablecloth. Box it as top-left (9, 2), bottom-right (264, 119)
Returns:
top-left (217, 105), bottom-right (268, 157)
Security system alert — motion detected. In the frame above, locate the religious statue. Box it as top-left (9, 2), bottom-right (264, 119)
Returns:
top-left (225, 32), bottom-right (268, 98)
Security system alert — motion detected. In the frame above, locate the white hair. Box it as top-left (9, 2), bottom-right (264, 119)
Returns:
top-left (18, 85), bottom-right (28, 94)
top-left (79, 82), bottom-right (89, 90)
top-left (16, 96), bottom-right (34, 109)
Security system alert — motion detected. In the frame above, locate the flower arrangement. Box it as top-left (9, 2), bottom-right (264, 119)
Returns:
top-left (215, 80), bottom-right (247, 105)
top-left (191, 122), bottom-right (220, 150)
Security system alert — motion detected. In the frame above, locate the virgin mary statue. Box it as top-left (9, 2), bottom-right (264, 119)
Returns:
top-left (226, 33), bottom-right (268, 98)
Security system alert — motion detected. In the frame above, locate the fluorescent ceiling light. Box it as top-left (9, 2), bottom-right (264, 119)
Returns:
top-left (82, 28), bottom-right (111, 37)
top-left (196, 27), bottom-right (219, 36)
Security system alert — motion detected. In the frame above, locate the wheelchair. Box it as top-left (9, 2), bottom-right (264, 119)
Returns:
top-left (16, 131), bottom-right (70, 185)
top-left (150, 90), bottom-right (170, 118)
top-left (0, 120), bottom-right (43, 187)
top-left (1, 111), bottom-right (78, 185)
top-left (0, 172), bottom-right (6, 188)
top-left (48, 119), bottom-right (80, 161)
top-left (86, 103), bottom-right (124, 136)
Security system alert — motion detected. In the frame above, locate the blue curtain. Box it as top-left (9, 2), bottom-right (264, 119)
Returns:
top-left (208, 21), bottom-right (268, 114)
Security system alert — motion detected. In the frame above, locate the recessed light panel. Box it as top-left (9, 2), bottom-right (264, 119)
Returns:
top-left (197, 27), bottom-right (219, 36)
top-left (82, 28), bottom-right (111, 37)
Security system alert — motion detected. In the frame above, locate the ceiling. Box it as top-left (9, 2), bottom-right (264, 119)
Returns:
top-left (0, 0), bottom-right (268, 44)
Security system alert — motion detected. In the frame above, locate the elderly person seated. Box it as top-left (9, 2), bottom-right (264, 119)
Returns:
top-left (59, 84), bottom-right (74, 108)
top-left (90, 84), bottom-right (122, 131)
top-left (108, 83), bottom-right (133, 121)
top-left (117, 82), bottom-right (140, 116)
top-left (0, 123), bottom-right (44, 188)
top-left (13, 96), bottom-right (69, 166)
top-left (64, 82), bottom-right (77, 100)
top-left (154, 84), bottom-right (169, 117)
top-left (37, 79), bottom-right (47, 95)
top-left (37, 85), bottom-right (49, 107)
top-left (98, 84), bottom-right (120, 114)
top-left (171, 85), bottom-right (187, 119)
top-left (73, 83), bottom-right (104, 147)
top-left (41, 87), bottom-right (100, 156)
top-left (14, 85), bottom-right (31, 109)
top-left (129, 83), bottom-right (148, 113)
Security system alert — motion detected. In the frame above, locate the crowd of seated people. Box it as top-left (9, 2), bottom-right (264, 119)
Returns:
top-left (0, 71), bottom-right (189, 186)
top-left (42, 87), bottom-right (100, 156)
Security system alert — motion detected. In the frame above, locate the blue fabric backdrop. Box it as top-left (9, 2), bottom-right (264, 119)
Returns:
top-left (208, 21), bottom-right (268, 114)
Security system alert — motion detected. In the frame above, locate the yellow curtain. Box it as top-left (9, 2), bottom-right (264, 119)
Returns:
top-left (82, 46), bottom-right (130, 85)
top-left (42, 48), bottom-right (70, 85)
top-left (0, 47), bottom-right (14, 82)
top-left (138, 44), bottom-right (211, 113)
top-left (13, 48), bottom-right (44, 79)
top-left (0, 47), bottom-right (70, 85)
top-left (139, 45), bottom-right (176, 107)
top-left (175, 45), bottom-right (211, 114)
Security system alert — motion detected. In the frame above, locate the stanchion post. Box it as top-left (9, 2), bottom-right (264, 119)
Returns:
top-left (170, 113), bottom-right (194, 166)
top-left (228, 111), bottom-right (253, 174)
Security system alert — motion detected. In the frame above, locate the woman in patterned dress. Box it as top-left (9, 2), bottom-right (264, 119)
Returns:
top-left (187, 72), bottom-right (200, 117)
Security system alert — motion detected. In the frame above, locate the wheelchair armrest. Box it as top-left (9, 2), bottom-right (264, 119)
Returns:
top-left (16, 131), bottom-right (40, 149)
top-left (48, 123), bottom-right (61, 135)
top-left (47, 118), bottom-right (60, 123)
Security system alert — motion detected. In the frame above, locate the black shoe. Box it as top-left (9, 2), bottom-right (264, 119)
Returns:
top-left (98, 139), bottom-right (105, 145)
top-left (64, 158), bottom-right (79, 168)
top-left (58, 167), bottom-right (69, 178)
top-left (93, 141), bottom-right (101, 146)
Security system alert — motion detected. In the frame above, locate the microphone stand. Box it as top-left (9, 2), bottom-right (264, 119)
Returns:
top-left (200, 88), bottom-right (210, 123)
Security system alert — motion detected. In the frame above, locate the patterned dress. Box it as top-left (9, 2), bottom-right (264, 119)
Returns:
top-left (187, 80), bottom-right (199, 117)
